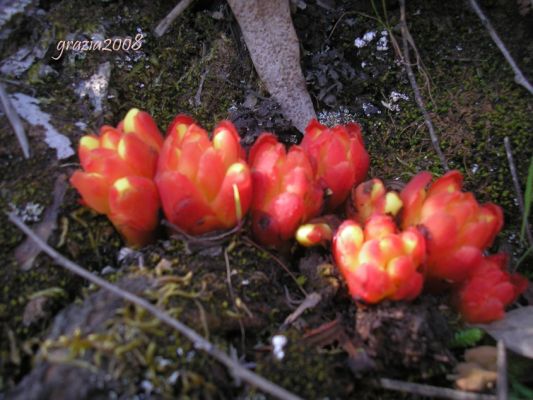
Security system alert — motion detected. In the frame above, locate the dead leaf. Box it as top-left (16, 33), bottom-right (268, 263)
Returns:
top-left (453, 362), bottom-right (497, 392)
top-left (464, 346), bottom-right (497, 371)
top-left (22, 296), bottom-right (49, 326)
top-left (476, 306), bottom-right (533, 359)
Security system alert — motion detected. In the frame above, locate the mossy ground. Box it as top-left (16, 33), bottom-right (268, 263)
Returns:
top-left (0, 0), bottom-right (531, 398)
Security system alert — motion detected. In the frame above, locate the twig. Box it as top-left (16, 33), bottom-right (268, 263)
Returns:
top-left (0, 82), bottom-right (30, 158)
top-left (154, 0), bottom-right (195, 37)
top-left (281, 292), bottom-right (321, 329)
top-left (497, 340), bottom-right (507, 400)
top-left (225, 248), bottom-right (238, 305)
top-left (504, 137), bottom-right (533, 250)
top-left (327, 11), bottom-right (357, 41)
top-left (193, 69), bottom-right (209, 107)
top-left (379, 378), bottom-right (497, 400)
top-left (399, 0), bottom-right (449, 171)
top-left (8, 212), bottom-right (303, 400)
top-left (241, 236), bottom-right (308, 297)
top-left (468, 0), bottom-right (533, 95)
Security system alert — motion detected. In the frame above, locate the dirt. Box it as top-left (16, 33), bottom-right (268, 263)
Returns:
top-left (0, 0), bottom-right (532, 398)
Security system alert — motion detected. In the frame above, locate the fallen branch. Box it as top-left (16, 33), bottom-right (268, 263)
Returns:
top-left (399, 0), bottom-right (449, 171)
top-left (504, 137), bottom-right (533, 250)
top-left (0, 82), bottom-right (30, 158)
top-left (154, 0), bottom-right (195, 37)
top-left (8, 212), bottom-right (303, 400)
top-left (379, 378), bottom-right (497, 400)
top-left (468, 0), bottom-right (533, 95)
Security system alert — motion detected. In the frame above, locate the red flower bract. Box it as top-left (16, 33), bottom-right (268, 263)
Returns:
top-left (333, 215), bottom-right (426, 303)
top-left (400, 170), bottom-right (503, 283)
top-left (456, 254), bottom-right (528, 323)
top-left (156, 117), bottom-right (252, 235)
top-left (301, 119), bottom-right (369, 211)
top-left (70, 108), bottom-right (162, 246)
top-left (249, 133), bottom-right (323, 247)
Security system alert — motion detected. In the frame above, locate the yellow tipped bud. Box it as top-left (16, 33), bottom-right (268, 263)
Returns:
top-left (213, 130), bottom-right (229, 150)
top-left (177, 123), bottom-right (188, 140)
top-left (123, 108), bottom-right (140, 133)
top-left (379, 237), bottom-right (393, 254)
top-left (80, 136), bottom-right (99, 150)
top-left (371, 181), bottom-right (383, 199)
top-left (384, 192), bottom-right (403, 216)
top-left (227, 162), bottom-right (246, 175)
top-left (296, 223), bottom-right (333, 247)
top-left (114, 177), bottom-right (132, 194)
top-left (358, 242), bottom-right (379, 265)
top-left (117, 138), bottom-right (127, 159)
top-left (100, 135), bottom-right (117, 150)
top-left (340, 224), bottom-right (364, 247)
top-left (402, 235), bottom-right (418, 254)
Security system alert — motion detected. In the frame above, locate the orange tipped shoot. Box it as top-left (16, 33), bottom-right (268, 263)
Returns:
top-left (301, 119), bottom-right (369, 211)
top-left (249, 133), bottom-right (323, 247)
top-left (296, 222), bottom-right (333, 247)
top-left (333, 216), bottom-right (425, 303)
top-left (400, 170), bottom-right (504, 283)
top-left (156, 119), bottom-right (251, 235)
top-left (70, 108), bottom-right (163, 246)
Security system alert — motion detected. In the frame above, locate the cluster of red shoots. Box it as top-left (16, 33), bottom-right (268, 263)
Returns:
top-left (71, 108), bottom-right (527, 323)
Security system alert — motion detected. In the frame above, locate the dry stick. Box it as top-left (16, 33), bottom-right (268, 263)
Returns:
top-left (193, 68), bottom-right (209, 107)
top-left (379, 378), bottom-right (497, 400)
top-left (0, 82), bottom-right (30, 158)
top-left (398, 0), bottom-right (449, 171)
top-left (497, 341), bottom-right (507, 400)
top-left (468, 0), bottom-right (533, 95)
top-left (8, 212), bottom-right (303, 400)
top-left (154, 0), bottom-right (195, 37)
top-left (504, 137), bottom-right (533, 249)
